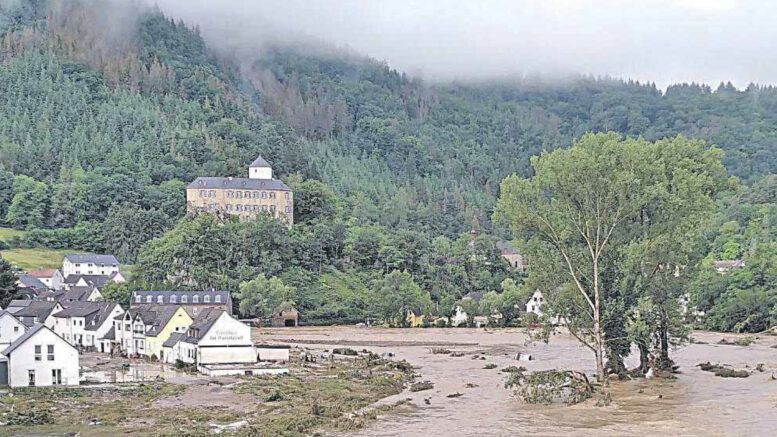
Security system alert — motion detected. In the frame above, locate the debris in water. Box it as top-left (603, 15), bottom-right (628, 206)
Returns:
top-left (410, 381), bottom-right (434, 392)
top-left (501, 366), bottom-right (526, 373)
top-left (697, 362), bottom-right (749, 378)
top-left (505, 369), bottom-right (593, 405)
top-left (483, 363), bottom-right (498, 370)
top-left (447, 392), bottom-right (463, 398)
top-left (431, 348), bottom-right (452, 355)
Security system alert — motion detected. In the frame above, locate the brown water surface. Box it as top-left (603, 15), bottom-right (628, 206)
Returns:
top-left (254, 327), bottom-right (777, 437)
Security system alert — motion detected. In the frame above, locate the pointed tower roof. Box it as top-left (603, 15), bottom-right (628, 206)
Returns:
top-left (250, 156), bottom-right (271, 168)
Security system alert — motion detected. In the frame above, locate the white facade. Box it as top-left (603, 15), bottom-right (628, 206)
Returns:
top-left (450, 306), bottom-right (468, 327)
top-left (113, 313), bottom-right (148, 356)
top-left (62, 257), bottom-right (120, 277)
top-left (3, 326), bottom-right (79, 387)
top-left (0, 313), bottom-right (27, 351)
top-left (256, 346), bottom-right (290, 362)
top-left (249, 166), bottom-right (272, 180)
top-left (176, 312), bottom-right (256, 367)
top-left (526, 290), bottom-right (544, 316)
top-left (52, 304), bottom-right (123, 349)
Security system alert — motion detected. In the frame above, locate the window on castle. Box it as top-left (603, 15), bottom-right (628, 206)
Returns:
top-left (200, 190), bottom-right (206, 197)
top-left (227, 191), bottom-right (233, 198)
top-left (170, 295), bottom-right (177, 303)
top-left (146, 296), bottom-right (152, 303)
top-left (204, 295), bottom-right (211, 303)
top-left (236, 205), bottom-right (242, 212)
top-left (236, 191), bottom-right (242, 198)
top-left (181, 295), bottom-right (188, 303)
top-left (157, 295), bottom-right (164, 304)
top-left (208, 190), bottom-right (216, 197)
top-left (215, 295), bottom-right (222, 303)
top-left (270, 192), bottom-right (276, 199)
top-left (262, 205), bottom-right (268, 212)
top-left (193, 295), bottom-right (199, 303)
top-left (244, 191), bottom-right (250, 198)
top-left (261, 191), bottom-right (267, 199)
top-left (285, 206), bottom-right (292, 213)
top-left (270, 205), bottom-right (276, 213)
top-left (285, 192), bottom-right (291, 199)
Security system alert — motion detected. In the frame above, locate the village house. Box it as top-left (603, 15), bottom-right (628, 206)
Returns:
top-left (0, 310), bottom-right (27, 351)
top-left (0, 325), bottom-right (79, 387)
top-left (406, 309), bottom-right (427, 328)
top-left (62, 254), bottom-right (120, 278)
top-left (63, 273), bottom-right (125, 290)
top-left (450, 291), bottom-right (483, 327)
top-left (51, 302), bottom-right (123, 350)
top-left (58, 285), bottom-right (103, 303)
top-left (715, 259), bottom-right (745, 274)
top-left (186, 156), bottom-right (294, 225)
top-left (15, 274), bottom-right (49, 299)
top-left (27, 269), bottom-right (65, 290)
top-left (142, 306), bottom-right (194, 361)
top-left (271, 303), bottom-right (299, 327)
top-left (5, 300), bottom-right (63, 328)
top-left (497, 241), bottom-right (527, 271)
top-left (525, 290), bottom-right (544, 316)
top-left (170, 309), bottom-right (264, 376)
top-left (131, 290), bottom-right (232, 317)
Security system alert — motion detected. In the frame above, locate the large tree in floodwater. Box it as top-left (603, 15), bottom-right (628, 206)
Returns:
top-left (495, 132), bottom-right (726, 382)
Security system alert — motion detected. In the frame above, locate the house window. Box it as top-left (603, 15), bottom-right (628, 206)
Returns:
top-left (270, 192), bottom-right (276, 199)
top-left (156, 295), bottom-right (163, 304)
top-left (135, 295), bottom-right (141, 303)
top-left (226, 204), bottom-right (232, 211)
top-left (244, 191), bottom-right (250, 198)
top-left (34, 345), bottom-right (42, 361)
top-left (285, 206), bottom-right (292, 213)
top-left (270, 205), bottom-right (276, 213)
top-left (236, 205), bottom-right (242, 212)
top-left (246, 204), bottom-right (251, 212)
top-left (181, 295), bottom-right (188, 303)
top-left (262, 205), bottom-right (268, 212)
top-left (14, 326), bottom-right (19, 333)
top-left (48, 345), bottom-right (54, 361)
top-left (214, 295), bottom-right (222, 303)
top-left (261, 191), bottom-right (267, 198)
top-left (52, 369), bottom-right (62, 385)
top-left (227, 191), bottom-right (233, 198)
top-left (170, 295), bottom-right (177, 304)
top-left (200, 190), bottom-right (207, 197)
top-left (236, 191), bottom-right (242, 199)
top-left (125, 323), bottom-right (131, 331)
top-left (204, 295), bottom-right (211, 303)
top-left (209, 190), bottom-right (216, 197)
top-left (28, 370), bottom-right (35, 387)
top-left (193, 295), bottom-right (199, 303)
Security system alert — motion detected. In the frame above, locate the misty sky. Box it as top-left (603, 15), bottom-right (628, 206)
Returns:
top-left (151, 0), bottom-right (777, 88)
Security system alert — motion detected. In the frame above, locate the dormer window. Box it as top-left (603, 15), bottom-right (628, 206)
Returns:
top-left (135, 295), bottom-right (141, 303)
top-left (204, 295), bottom-right (211, 303)
top-left (214, 295), bottom-right (222, 303)
top-left (157, 296), bottom-right (164, 304)
top-left (181, 295), bottom-right (188, 303)
top-left (146, 295), bottom-right (152, 303)
top-left (170, 295), bottom-right (177, 304)
top-left (193, 295), bottom-right (199, 304)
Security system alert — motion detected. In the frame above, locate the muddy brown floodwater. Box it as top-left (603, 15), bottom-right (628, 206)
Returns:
top-left (253, 326), bottom-right (777, 437)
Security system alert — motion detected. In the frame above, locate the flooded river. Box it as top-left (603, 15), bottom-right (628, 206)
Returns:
top-left (254, 327), bottom-right (777, 437)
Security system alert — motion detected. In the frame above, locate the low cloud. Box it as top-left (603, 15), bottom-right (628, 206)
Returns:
top-left (150, 0), bottom-right (777, 88)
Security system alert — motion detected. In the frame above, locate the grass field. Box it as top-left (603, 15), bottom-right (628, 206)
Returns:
top-left (0, 248), bottom-right (69, 270)
top-left (0, 227), bottom-right (24, 242)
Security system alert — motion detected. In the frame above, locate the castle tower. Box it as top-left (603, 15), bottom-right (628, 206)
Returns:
top-left (249, 156), bottom-right (273, 179)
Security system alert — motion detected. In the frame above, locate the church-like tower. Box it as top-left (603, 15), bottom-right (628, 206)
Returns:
top-left (249, 156), bottom-right (273, 179)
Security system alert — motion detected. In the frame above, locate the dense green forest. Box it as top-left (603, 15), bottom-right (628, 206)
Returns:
top-left (2, 0), bottom-right (777, 330)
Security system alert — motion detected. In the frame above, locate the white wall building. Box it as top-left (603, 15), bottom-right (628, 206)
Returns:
top-left (0, 311), bottom-right (27, 351)
top-left (62, 254), bottom-right (120, 278)
top-left (526, 290), bottom-right (544, 316)
top-left (1, 325), bottom-right (79, 387)
top-left (173, 310), bottom-right (259, 375)
top-left (52, 303), bottom-right (123, 349)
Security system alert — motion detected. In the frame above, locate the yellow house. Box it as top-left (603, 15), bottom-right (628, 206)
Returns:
top-left (406, 310), bottom-right (426, 328)
top-left (143, 306), bottom-right (194, 361)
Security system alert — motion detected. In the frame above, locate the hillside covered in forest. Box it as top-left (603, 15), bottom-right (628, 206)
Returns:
top-left (3, 0), bottom-right (777, 330)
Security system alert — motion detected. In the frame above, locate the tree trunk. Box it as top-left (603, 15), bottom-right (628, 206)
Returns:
top-left (593, 259), bottom-right (605, 383)
top-left (657, 316), bottom-right (673, 370)
top-left (638, 343), bottom-right (650, 374)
